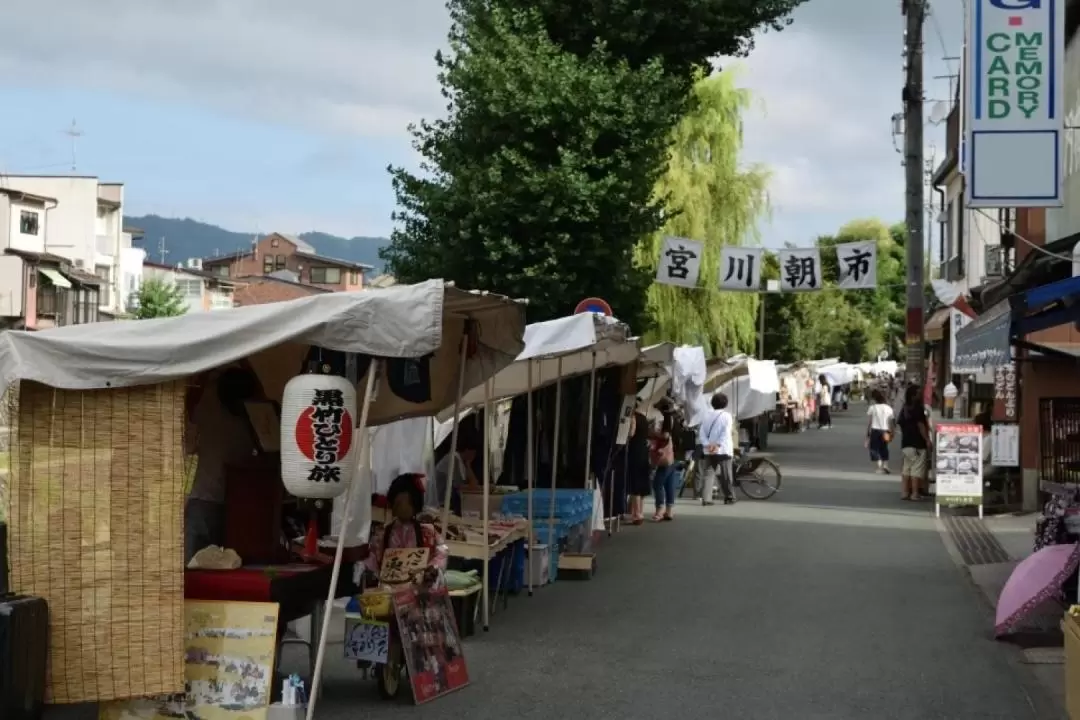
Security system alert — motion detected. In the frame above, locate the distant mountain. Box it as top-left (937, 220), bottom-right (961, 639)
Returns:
top-left (123, 215), bottom-right (389, 271)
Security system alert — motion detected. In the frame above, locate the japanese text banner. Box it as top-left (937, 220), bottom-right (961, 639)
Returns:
top-left (655, 236), bottom-right (703, 289)
top-left (718, 247), bottom-right (764, 291)
top-left (835, 241), bottom-right (877, 290)
top-left (778, 248), bottom-right (822, 292)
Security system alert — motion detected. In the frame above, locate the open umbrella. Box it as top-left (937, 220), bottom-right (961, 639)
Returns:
top-left (995, 542), bottom-right (1080, 637)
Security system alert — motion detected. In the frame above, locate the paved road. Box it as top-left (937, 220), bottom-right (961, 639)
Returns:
top-left (310, 406), bottom-right (1058, 718)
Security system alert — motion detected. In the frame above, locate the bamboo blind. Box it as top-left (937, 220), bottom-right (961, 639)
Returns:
top-left (7, 380), bottom-right (186, 703)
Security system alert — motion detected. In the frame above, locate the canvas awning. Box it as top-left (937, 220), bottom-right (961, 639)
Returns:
top-left (0, 279), bottom-right (527, 426)
top-left (953, 298), bottom-right (1012, 373)
top-left (436, 312), bottom-right (638, 420)
top-left (925, 307), bottom-right (951, 341)
top-left (38, 267), bottom-right (71, 289)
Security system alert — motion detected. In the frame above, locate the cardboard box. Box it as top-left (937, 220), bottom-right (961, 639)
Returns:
top-left (1063, 612), bottom-right (1080, 718)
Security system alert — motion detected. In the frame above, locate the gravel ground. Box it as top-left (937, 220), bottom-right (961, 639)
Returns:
top-left (297, 405), bottom-right (1058, 719)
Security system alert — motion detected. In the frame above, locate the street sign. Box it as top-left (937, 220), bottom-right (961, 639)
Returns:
top-left (965, 0), bottom-right (1065, 207)
top-left (574, 297), bottom-right (612, 316)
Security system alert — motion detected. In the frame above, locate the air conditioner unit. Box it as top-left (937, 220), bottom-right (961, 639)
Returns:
top-left (74, 259), bottom-right (84, 268)
top-left (985, 247), bottom-right (1004, 277)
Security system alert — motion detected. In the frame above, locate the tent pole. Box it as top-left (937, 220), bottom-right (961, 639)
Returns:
top-left (306, 359), bottom-right (380, 720)
top-left (526, 359), bottom-right (535, 596)
top-left (548, 357), bottom-right (562, 567)
top-left (584, 351), bottom-right (596, 489)
top-left (441, 329), bottom-right (470, 533)
top-left (482, 377), bottom-right (492, 631)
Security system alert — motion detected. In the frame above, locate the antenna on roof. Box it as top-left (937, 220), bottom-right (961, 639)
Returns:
top-left (64, 119), bottom-right (82, 173)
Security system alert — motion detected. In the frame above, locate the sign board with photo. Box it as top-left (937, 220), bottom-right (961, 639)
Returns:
top-left (344, 615), bottom-right (390, 664)
top-left (99, 601), bottom-right (279, 720)
top-left (934, 423), bottom-right (984, 515)
top-left (380, 547), bottom-right (431, 585)
top-left (614, 394), bottom-right (636, 446)
top-left (392, 586), bottom-right (469, 704)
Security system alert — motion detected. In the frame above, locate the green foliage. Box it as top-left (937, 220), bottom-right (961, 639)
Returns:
top-left (635, 71), bottom-right (769, 356)
top-left (472, 0), bottom-right (808, 76)
top-left (133, 278), bottom-right (187, 319)
top-left (382, 4), bottom-right (684, 326)
top-left (762, 219), bottom-right (907, 364)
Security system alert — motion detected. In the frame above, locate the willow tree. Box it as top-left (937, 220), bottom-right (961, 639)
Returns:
top-left (635, 71), bottom-right (770, 355)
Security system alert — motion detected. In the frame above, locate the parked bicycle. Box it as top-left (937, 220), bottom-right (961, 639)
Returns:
top-left (678, 447), bottom-right (782, 500)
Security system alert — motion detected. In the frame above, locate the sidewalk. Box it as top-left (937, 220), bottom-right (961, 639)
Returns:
top-left (963, 511), bottom-right (1067, 712)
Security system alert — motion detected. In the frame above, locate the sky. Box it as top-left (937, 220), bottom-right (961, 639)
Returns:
top-left (0, 0), bottom-right (964, 246)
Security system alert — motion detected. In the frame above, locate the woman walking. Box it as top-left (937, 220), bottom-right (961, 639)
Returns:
top-left (816, 374), bottom-right (833, 429)
top-left (650, 406), bottom-right (678, 521)
top-left (865, 389), bottom-right (894, 473)
top-left (897, 384), bottom-right (931, 500)
top-left (626, 406), bottom-right (652, 524)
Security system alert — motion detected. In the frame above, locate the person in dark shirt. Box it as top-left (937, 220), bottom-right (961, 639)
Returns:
top-left (897, 384), bottom-right (931, 500)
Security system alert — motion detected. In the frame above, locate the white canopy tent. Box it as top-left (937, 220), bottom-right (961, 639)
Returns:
top-left (0, 280), bottom-right (527, 720)
top-left (699, 358), bottom-right (780, 425)
top-left (432, 311), bottom-right (638, 623)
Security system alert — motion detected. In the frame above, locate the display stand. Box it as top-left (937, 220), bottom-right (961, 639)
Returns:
top-left (933, 422), bottom-right (984, 519)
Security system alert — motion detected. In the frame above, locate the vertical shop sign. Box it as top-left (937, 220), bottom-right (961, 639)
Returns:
top-left (994, 362), bottom-right (1018, 420)
top-left (966, 0), bottom-right (1065, 207)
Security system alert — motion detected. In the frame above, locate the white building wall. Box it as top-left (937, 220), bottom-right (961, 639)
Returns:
top-left (119, 247), bottom-right (146, 313)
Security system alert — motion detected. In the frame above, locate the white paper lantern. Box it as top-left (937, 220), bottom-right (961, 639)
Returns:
top-left (281, 373), bottom-right (359, 499)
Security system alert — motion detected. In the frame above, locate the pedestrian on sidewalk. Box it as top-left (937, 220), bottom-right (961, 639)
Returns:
top-left (626, 406), bottom-right (652, 525)
top-left (698, 392), bottom-right (735, 505)
top-left (865, 389), bottom-right (894, 473)
top-left (650, 404), bottom-right (677, 521)
top-left (897, 384), bottom-right (930, 500)
top-left (816, 374), bottom-right (833, 429)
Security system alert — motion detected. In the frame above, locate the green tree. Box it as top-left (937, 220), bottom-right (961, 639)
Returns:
top-left (133, 278), bottom-right (186, 319)
top-left (635, 70), bottom-right (769, 355)
top-left (382, 4), bottom-right (684, 326)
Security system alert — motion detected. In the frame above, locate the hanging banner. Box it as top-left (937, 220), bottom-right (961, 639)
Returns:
top-left (655, 236), bottom-right (703, 288)
top-left (993, 362), bottom-right (1018, 420)
top-left (965, 0), bottom-right (1065, 208)
top-left (718, 247), bottom-right (764, 291)
top-left (949, 307), bottom-right (974, 368)
top-left (834, 241), bottom-right (877, 289)
top-left (778, 248), bottom-right (823, 292)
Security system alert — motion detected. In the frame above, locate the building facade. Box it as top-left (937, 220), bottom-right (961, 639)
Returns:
top-left (201, 232), bottom-right (370, 292)
top-left (0, 175), bottom-right (132, 316)
top-left (141, 260), bottom-right (238, 313)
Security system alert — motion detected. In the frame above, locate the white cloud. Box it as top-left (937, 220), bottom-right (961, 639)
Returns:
top-left (0, 0), bottom-right (450, 138)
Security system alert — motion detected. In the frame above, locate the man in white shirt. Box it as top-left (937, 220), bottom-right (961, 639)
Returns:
top-left (816, 374), bottom-right (833, 429)
top-left (697, 392), bottom-right (735, 505)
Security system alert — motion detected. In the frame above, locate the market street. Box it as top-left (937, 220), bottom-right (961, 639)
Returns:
top-left (307, 407), bottom-right (1059, 719)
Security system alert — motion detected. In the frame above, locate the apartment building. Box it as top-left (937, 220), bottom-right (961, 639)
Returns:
top-left (141, 259), bottom-right (239, 313)
top-left (0, 188), bottom-right (105, 329)
top-left (0, 175), bottom-right (138, 315)
top-left (202, 232), bottom-right (371, 291)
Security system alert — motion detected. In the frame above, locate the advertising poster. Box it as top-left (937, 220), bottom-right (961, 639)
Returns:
top-left (392, 586), bottom-right (469, 704)
top-left (99, 601), bottom-right (279, 720)
top-left (935, 424), bottom-right (984, 506)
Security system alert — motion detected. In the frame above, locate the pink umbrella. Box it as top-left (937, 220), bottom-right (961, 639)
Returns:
top-left (995, 542), bottom-right (1080, 637)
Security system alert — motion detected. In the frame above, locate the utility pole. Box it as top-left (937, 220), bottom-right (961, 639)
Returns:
top-left (158, 236), bottom-right (168, 265)
top-left (64, 120), bottom-right (82, 174)
top-left (902, 0), bottom-right (926, 386)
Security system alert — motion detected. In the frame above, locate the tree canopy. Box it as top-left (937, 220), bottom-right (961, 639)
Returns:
top-left (132, 278), bottom-right (186, 319)
top-left (636, 71), bottom-right (769, 356)
top-left (762, 219), bottom-right (907, 364)
top-left (381, 0), bottom-right (809, 330)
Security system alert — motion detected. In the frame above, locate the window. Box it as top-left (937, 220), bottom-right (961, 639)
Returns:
top-left (212, 264), bottom-right (230, 278)
top-left (95, 265), bottom-right (111, 306)
top-left (72, 288), bottom-right (98, 324)
top-left (349, 270), bottom-right (359, 285)
top-left (310, 267), bottom-right (341, 284)
top-left (271, 236), bottom-right (279, 247)
top-left (37, 283), bottom-right (65, 316)
top-left (210, 292), bottom-right (234, 310)
top-left (275, 254), bottom-right (287, 271)
top-left (20, 210), bottom-right (39, 236)
top-left (176, 278), bottom-right (203, 298)
top-left (263, 255), bottom-right (274, 274)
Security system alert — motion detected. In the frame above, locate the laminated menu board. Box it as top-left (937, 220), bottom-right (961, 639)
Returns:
top-left (935, 423), bottom-right (983, 507)
top-left (99, 601), bottom-right (279, 720)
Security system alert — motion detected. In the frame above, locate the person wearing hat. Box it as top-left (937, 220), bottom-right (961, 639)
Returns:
top-left (364, 473), bottom-right (448, 586)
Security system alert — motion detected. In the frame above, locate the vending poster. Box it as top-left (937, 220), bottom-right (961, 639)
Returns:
top-left (392, 586), bottom-right (469, 704)
top-left (935, 423), bottom-right (983, 506)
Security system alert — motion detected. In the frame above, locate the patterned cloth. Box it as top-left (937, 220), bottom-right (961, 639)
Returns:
top-left (364, 520), bottom-right (449, 575)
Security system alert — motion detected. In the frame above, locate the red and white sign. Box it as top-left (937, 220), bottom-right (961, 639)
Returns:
top-left (281, 374), bottom-right (358, 499)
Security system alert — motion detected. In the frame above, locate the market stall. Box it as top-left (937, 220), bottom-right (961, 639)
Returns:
top-left (430, 312), bottom-right (637, 627)
top-left (703, 358), bottom-right (781, 449)
top-left (0, 279), bottom-right (525, 712)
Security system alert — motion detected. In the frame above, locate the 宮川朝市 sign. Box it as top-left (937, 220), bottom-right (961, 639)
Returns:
top-left (965, 0), bottom-right (1064, 208)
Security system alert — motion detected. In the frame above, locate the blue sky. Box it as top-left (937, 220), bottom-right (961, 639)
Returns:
top-left (0, 0), bottom-right (963, 244)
